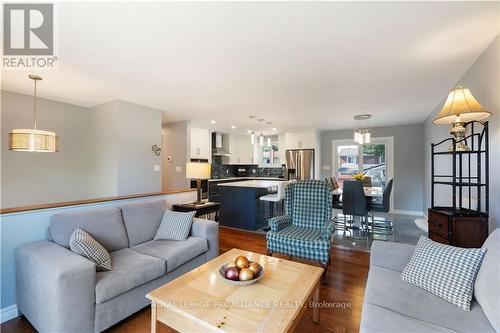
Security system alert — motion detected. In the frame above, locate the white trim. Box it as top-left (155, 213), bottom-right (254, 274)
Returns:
top-left (391, 209), bottom-right (425, 216)
top-left (1, 304), bottom-right (19, 323)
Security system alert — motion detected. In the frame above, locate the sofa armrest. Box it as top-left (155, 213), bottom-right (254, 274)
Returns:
top-left (16, 240), bottom-right (96, 333)
top-left (268, 215), bottom-right (292, 232)
top-left (190, 218), bottom-right (219, 261)
top-left (370, 241), bottom-right (416, 272)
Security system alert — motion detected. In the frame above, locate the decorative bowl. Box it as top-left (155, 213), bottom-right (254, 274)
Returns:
top-left (219, 263), bottom-right (265, 286)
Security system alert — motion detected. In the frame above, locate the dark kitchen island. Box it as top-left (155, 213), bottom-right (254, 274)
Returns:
top-left (217, 180), bottom-right (283, 231)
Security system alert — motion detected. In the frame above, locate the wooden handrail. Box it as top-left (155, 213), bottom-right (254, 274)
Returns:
top-left (0, 188), bottom-right (196, 215)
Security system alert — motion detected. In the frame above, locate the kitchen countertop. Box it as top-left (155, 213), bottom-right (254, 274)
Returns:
top-left (208, 177), bottom-right (284, 182)
top-left (217, 180), bottom-right (284, 189)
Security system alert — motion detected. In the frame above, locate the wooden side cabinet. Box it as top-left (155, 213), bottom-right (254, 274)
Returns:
top-left (428, 208), bottom-right (488, 248)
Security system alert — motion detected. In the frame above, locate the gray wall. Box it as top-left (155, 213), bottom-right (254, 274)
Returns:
top-left (162, 121), bottom-right (189, 191)
top-left (86, 101), bottom-right (119, 198)
top-left (2, 92), bottom-right (163, 208)
top-left (424, 35), bottom-right (499, 231)
top-left (321, 123), bottom-right (425, 212)
top-left (116, 100), bottom-right (162, 195)
top-left (1, 90), bottom-right (89, 207)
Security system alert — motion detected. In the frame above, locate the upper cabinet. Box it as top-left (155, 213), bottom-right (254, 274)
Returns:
top-left (228, 135), bottom-right (254, 164)
top-left (190, 127), bottom-right (210, 159)
top-left (285, 131), bottom-right (317, 150)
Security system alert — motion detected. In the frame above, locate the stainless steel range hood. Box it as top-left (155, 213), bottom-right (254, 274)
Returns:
top-left (212, 132), bottom-right (231, 156)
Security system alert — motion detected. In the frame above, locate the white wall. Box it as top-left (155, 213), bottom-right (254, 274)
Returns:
top-left (424, 35), bottom-right (499, 230)
top-left (1, 91), bottom-right (89, 207)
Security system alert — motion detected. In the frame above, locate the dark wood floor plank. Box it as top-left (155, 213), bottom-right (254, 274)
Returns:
top-left (1, 226), bottom-right (369, 333)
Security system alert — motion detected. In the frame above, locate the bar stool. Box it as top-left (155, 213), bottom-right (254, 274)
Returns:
top-left (260, 181), bottom-right (287, 217)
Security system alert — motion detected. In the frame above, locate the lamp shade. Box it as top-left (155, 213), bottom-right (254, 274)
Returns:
top-left (9, 129), bottom-right (59, 152)
top-left (433, 86), bottom-right (491, 124)
top-left (186, 162), bottom-right (211, 179)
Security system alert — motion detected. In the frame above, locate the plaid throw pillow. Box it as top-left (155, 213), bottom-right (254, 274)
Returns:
top-left (70, 228), bottom-right (112, 271)
top-left (154, 209), bottom-right (195, 241)
top-left (401, 236), bottom-right (486, 311)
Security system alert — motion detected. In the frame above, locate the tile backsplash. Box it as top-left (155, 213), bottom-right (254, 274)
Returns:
top-left (211, 156), bottom-right (285, 179)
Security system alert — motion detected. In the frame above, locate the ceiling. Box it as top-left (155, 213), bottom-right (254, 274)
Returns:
top-left (1, 2), bottom-right (499, 133)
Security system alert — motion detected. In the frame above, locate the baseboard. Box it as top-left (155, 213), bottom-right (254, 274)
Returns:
top-left (1, 304), bottom-right (19, 323)
top-left (391, 209), bottom-right (425, 217)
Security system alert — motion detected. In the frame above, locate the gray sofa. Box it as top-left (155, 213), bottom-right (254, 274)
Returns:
top-left (361, 228), bottom-right (499, 333)
top-left (15, 199), bottom-right (218, 333)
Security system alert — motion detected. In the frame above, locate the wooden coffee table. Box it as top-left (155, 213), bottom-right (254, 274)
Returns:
top-left (147, 248), bottom-right (323, 332)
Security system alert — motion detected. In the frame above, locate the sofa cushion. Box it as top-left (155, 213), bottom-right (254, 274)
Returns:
top-left (474, 228), bottom-right (500, 332)
top-left (360, 303), bottom-right (456, 333)
top-left (364, 266), bottom-right (496, 333)
top-left (267, 226), bottom-right (329, 251)
top-left (50, 207), bottom-right (128, 252)
top-left (131, 237), bottom-right (208, 273)
top-left (95, 248), bottom-right (165, 304)
top-left (401, 236), bottom-right (486, 311)
top-left (118, 200), bottom-right (167, 247)
top-left (154, 210), bottom-right (196, 241)
top-left (70, 228), bottom-right (112, 271)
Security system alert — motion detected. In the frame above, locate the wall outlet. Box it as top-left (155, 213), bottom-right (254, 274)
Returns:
top-left (175, 166), bottom-right (182, 173)
top-left (154, 165), bottom-right (160, 172)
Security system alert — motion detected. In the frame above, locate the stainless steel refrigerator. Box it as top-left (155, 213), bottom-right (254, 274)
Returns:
top-left (285, 149), bottom-right (315, 180)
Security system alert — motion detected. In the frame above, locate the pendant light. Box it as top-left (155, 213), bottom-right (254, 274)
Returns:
top-left (353, 114), bottom-right (371, 145)
top-left (266, 121), bottom-right (272, 147)
top-left (9, 75), bottom-right (59, 152)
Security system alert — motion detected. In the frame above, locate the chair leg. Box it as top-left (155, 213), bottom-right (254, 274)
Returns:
top-left (320, 261), bottom-right (329, 285)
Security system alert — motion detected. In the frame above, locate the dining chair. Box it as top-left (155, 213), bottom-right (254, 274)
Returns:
top-left (362, 176), bottom-right (372, 187)
top-left (342, 181), bottom-right (369, 239)
top-left (368, 178), bottom-right (394, 234)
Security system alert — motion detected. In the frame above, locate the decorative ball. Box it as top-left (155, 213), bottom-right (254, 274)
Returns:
top-left (235, 256), bottom-right (250, 270)
top-left (225, 267), bottom-right (239, 281)
top-left (239, 268), bottom-right (254, 281)
top-left (248, 262), bottom-right (262, 276)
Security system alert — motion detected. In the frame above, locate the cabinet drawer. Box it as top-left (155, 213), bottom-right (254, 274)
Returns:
top-left (429, 232), bottom-right (450, 245)
top-left (428, 211), bottom-right (449, 238)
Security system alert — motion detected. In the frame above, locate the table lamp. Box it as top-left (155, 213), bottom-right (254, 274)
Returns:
top-left (433, 86), bottom-right (491, 151)
top-left (186, 162), bottom-right (211, 204)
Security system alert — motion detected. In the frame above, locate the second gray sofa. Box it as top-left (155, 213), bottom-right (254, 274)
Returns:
top-left (15, 199), bottom-right (218, 333)
top-left (361, 228), bottom-right (499, 333)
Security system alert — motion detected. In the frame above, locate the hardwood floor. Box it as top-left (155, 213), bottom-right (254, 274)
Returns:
top-left (2, 227), bottom-right (370, 333)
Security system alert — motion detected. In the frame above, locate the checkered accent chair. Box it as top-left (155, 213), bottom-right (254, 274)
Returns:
top-left (266, 180), bottom-right (333, 283)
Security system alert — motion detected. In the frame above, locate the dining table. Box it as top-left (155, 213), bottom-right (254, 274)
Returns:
top-left (332, 186), bottom-right (383, 198)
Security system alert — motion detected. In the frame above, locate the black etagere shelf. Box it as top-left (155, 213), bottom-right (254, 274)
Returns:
top-left (431, 121), bottom-right (489, 218)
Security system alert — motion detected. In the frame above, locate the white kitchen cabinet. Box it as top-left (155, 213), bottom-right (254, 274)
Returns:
top-left (228, 135), bottom-right (254, 164)
top-left (285, 131), bottom-right (316, 150)
top-left (278, 134), bottom-right (286, 164)
top-left (190, 127), bottom-right (210, 159)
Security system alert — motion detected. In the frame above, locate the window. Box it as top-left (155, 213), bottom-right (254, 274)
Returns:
top-left (332, 137), bottom-right (393, 190)
top-left (259, 135), bottom-right (280, 165)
